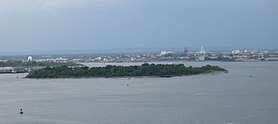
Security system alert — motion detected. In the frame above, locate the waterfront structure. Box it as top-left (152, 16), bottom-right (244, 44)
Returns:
top-left (0, 67), bottom-right (15, 73)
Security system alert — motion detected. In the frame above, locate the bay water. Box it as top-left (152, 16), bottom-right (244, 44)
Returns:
top-left (0, 62), bottom-right (277, 124)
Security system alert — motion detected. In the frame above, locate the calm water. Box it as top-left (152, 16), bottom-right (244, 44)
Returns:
top-left (0, 62), bottom-right (278, 124)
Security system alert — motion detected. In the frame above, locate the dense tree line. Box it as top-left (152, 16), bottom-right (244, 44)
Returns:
top-left (26, 63), bottom-right (227, 78)
top-left (0, 60), bottom-right (78, 67)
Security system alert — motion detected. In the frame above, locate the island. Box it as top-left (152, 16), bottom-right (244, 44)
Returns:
top-left (26, 63), bottom-right (228, 78)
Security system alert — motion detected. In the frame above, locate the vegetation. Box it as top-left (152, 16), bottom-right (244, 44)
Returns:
top-left (26, 63), bottom-right (227, 78)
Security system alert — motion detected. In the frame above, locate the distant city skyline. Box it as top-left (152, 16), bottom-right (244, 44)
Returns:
top-left (0, 0), bottom-right (277, 54)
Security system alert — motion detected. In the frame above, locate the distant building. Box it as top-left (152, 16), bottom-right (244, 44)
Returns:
top-left (95, 57), bottom-right (102, 61)
top-left (232, 50), bottom-right (241, 54)
top-left (27, 56), bottom-right (33, 61)
top-left (160, 51), bottom-right (173, 56)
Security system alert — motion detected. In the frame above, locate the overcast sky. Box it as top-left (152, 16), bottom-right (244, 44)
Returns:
top-left (0, 0), bottom-right (277, 54)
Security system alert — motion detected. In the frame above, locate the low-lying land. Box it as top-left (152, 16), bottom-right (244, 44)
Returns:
top-left (0, 61), bottom-right (82, 74)
top-left (0, 61), bottom-right (79, 67)
top-left (26, 63), bottom-right (227, 79)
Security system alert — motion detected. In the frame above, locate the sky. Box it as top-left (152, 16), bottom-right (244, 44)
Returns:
top-left (0, 0), bottom-right (277, 54)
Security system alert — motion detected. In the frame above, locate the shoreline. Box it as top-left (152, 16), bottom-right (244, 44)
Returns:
top-left (25, 70), bottom-right (228, 80)
top-left (25, 63), bottom-right (227, 79)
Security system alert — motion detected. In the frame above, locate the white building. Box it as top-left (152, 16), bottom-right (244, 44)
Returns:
top-left (160, 51), bottom-right (173, 56)
top-left (27, 56), bottom-right (33, 61)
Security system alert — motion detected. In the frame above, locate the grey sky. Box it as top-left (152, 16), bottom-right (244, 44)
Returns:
top-left (0, 0), bottom-right (277, 54)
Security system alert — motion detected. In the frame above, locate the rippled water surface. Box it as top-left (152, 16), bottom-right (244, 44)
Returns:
top-left (0, 62), bottom-right (278, 124)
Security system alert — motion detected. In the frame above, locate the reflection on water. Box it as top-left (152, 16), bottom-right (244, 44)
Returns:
top-left (0, 62), bottom-right (278, 124)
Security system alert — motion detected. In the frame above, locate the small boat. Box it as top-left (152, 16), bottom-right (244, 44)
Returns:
top-left (20, 109), bottom-right (23, 114)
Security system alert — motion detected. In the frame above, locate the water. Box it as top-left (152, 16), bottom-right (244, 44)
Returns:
top-left (0, 62), bottom-right (278, 124)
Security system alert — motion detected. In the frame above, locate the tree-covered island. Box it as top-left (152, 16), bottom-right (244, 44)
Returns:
top-left (26, 63), bottom-right (227, 78)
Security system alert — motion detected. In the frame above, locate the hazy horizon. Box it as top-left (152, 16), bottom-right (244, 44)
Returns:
top-left (1, 0), bottom-right (277, 54)
top-left (1, 46), bottom-right (277, 56)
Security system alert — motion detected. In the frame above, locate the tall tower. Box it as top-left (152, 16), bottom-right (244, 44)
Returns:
top-left (200, 46), bottom-right (206, 54)
top-left (184, 47), bottom-right (188, 56)
top-left (199, 46), bottom-right (206, 61)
